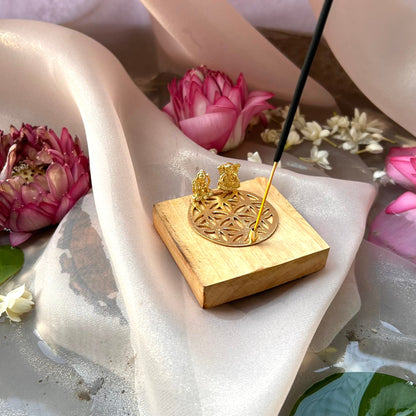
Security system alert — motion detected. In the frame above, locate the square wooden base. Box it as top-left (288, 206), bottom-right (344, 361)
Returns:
top-left (153, 177), bottom-right (329, 308)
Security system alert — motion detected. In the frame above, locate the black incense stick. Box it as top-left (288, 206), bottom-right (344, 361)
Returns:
top-left (274, 0), bottom-right (333, 163)
top-left (250, 0), bottom-right (333, 243)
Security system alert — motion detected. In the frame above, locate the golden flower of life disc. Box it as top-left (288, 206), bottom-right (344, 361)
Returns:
top-left (189, 189), bottom-right (278, 247)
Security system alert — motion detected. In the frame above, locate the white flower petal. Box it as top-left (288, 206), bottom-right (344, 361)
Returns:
top-left (247, 151), bottom-right (262, 163)
top-left (6, 284), bottom-right (26, 301)
top-left (365, 142), bottom-right (384, 154)
top-left (0, 300), bottom-right (7, 315)
top-left (0, 285), bottom-right (34, 322)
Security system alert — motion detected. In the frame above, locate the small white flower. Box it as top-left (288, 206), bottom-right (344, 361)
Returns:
top-left (247, 151), bottom-right (262, 163)
top-left (0, 284), bottom-right (34, 322)
top-left (300, 145), bottom-right (332, 170)
top-left (338, 127), bottom-right (372, 154)
top-left (351, 108), bottom-right (383, 134)
top-left (301, 121), bottom-right (330, 146)
top-left (209, 148), bottom-right (218, 154)
top-left (326, 114), bottom-right (349, 135)
top-left (364, 142), bottom-right (384, 154)
top-left (261, 128), bottom-right (280, 145)
top-left (373, 170), bottom-right (394, 185)
top-left (277, 105), bottom-right (306, 130)
top-left (285, 130), bottom-right (303, 149)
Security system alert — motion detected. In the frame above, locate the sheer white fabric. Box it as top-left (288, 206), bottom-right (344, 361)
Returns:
top-left (1, 1), bottom-right (414, 415)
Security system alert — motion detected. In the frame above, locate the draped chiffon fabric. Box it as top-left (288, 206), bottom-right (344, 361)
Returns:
top-left (1, 0), bottom-right (414, 414)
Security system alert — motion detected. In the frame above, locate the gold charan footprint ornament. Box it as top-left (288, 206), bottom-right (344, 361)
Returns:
top-left (189, 163), bottom-right (278, 247)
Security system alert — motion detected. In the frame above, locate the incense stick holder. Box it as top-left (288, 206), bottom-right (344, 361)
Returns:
top-left (188, 164), bottom-right (278, 247)
top-left (153, 172), bottom-right (330, 308)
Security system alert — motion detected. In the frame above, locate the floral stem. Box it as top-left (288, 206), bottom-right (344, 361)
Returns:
top-left (323, 137), bottom-right (338, 147)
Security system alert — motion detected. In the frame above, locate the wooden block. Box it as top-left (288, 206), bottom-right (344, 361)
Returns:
top-left (153, 177), bottom-right (329, 308)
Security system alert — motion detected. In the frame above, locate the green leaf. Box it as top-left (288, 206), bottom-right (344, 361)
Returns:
top-left (0, 244), bottom-right (24, 285)
top-left (290, 372), bottom-right (416, 416)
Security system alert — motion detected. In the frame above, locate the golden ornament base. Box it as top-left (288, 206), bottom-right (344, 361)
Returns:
top-left (153, 177), bottom-right (329, 308)
top-left (189, 189), bottom-right (278, 247)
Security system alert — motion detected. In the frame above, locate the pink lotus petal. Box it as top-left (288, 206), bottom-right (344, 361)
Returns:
top-left (385, 146), bottom-right (416, 191)
top-left (235, 73), bottom-right (248, 104)
top-left (55, 194), bottom-right (74, 222)
top-left (60, 128), bottom-right (73, 155)
top-left (10, 231), bottom-right (32, 247)
top-left (162, 102), bottom-right (178, 124)
top-left (227, 87), bottom-right (243, 110)
top-left (388, 147), bottom-right (416, 157)
top-left (21, 182), bottom-right (46, 205)
top-left (14, 204), bottom-right (53, 232)
top-left (190, 89), bottom-right (210, 117)
top-left (204, 76), bottom-right (222, 103)
top-left (385, 191), bottom-right (416, 214)
top-left (369, 207), bottom-right (416, 264)
top-left (179, 111), bottom-right (236, 151)
top-left (0, 144), bottom-right (17, 181)
top-left (46, 163), bottom-right (69, 200)
top-left (164, 66), bottom-right (273, 151)
top-left (239, 99), bottom-right (274, 131)
top-left (387, 158), bottom-right (416, 190)
top-left (44, 129), bottom-right (62, 152)
top-left (209, 96), bottom-right (236, 111)
top-left (0, 124), bottom-right (90, 244)
top-left (69, 173), bottom-right (90, 201)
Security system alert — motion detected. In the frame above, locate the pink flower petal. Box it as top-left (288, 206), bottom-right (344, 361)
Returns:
top-left (385, 146), bottom-right (416, 191)
top-left (179, 110), bottom-right (237, 151)
top-left (369, 207), bottom-right (416, 264)
top-left (164, 66), bottom-right (273, 152)
top-left (10, 231), bottom-right (32, 246)
top-left (69, 172), bottom-right (90, 201)
top-left (209, 96), bottom-right (236, 111)
top-left (385, 191), bottom-right (416, 214)
top-left (190, 89), bottom-right (210, 117)
top-left (46, 163), bottom-right (69, 200)
top-left (235, 73), bottom-right (248, 104)
top-left (388, 147), bottom-right (416, 157)
top-left (227, 87), bottom-right (243, 110)
top-left (162, 102), bottom-right (178, 124)
top-left (0, 144), bottom-right (17, 181)
top-left (14, 204), bottom-right (53, 232)
top-left (204, 76), bottom-right (222, 103)
top-left (55, 194), bottom-right (74, 222)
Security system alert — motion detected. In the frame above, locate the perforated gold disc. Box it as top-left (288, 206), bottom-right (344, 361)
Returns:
top-left (189, 189), bottom-right (278, 247)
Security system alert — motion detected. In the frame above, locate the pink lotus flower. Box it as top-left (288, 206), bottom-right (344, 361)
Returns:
top-left (163, 66), bottom-right (274, 152)
top-left (0, 124), bottom-right (90, 246)
top-left (369, 146), bottom-right (416, 263)
top-left (385, 146), bottom-right (416, 191)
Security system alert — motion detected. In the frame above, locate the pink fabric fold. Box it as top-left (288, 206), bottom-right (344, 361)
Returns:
top-left (144, 0), bottom-right (336, 107)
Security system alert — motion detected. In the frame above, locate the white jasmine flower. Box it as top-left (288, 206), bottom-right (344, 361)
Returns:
top-left (364, 142), bottom-right (384, 154)
top-left (285, 130), bottom-right (303, 149)
top-left (261, 128), bottom-right (280, 145)
top-left (0, 284), bottom-right (34, 322)
top-left (300, 145), bottom-right (332, 170)
top-left (373, 170), bottom-right (394, 185)
top-left (209, 148), bottom-right (218, 154)
top-left (277, 105), bottom-right (306, 130)
top-left (247, 151), bottom-right (262, 163)
top-left (326, 114), bottom-right (349, 135)
top-left (301, 121), bottom-right (330, 146)
top-left (338, 126), bottom-right (372, 153)
top-left (351, 108), bottom-right (383, 134)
